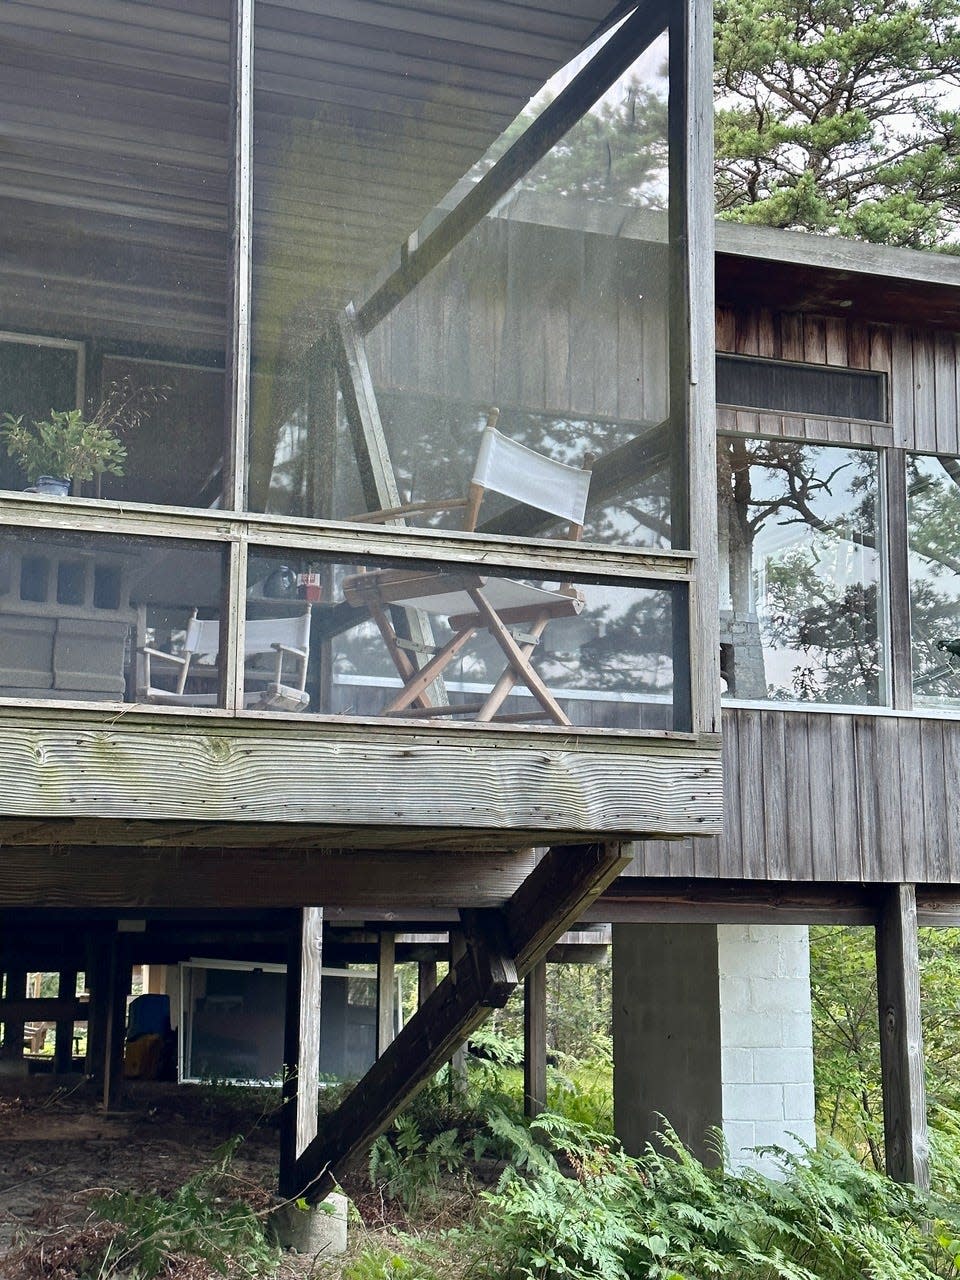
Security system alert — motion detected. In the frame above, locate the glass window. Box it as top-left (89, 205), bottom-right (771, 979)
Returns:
top-left (0, 528), bottom-right (225, 705)
top-left (248, 13), bottom-right (676, 549)
top-left (0, 2), bottom-right (230, 509)
top-left (179, 961), bottom-right (392, 1085)
top-left (246, 548), bottom-right (686, 731)
top-left (908, 453), bottom-right (960, 708)
top-left (716, 355), bottom-right (887, 422)
top-left (718, 437), bottom-right (885, 705)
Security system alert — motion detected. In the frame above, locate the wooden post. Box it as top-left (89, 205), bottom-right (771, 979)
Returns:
top-left (280, 907), bottom-right (323, 1197)
top-left (417, 961), bottom-right (437, 1008)
top-left (523, 960), bottom-right (547, 1118)
top-left (0, 967), bottom-right (26, 1061)
top-left (288, 842), bottom-right (629, 1203)
top-left (669, 0), bottom-right (719, 739)
top-left (376, 931), bottom-right (397, 1058)
top-left (223, 0), bottom-right (254, 511)
top-left (449, 929), bottom-right (468, 1090)
top-left (54, 969), bottom-right (78, 1073)
top-left (334, 308), bottom-right (447, 708)
top-left (876, 884), bottom-right (929, 1187)
top-left (102, 938), bottom-right (130, 1111)
top-left (85, 937), bottom-right (110, 1078)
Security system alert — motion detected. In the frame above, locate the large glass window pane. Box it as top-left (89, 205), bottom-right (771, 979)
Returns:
top-left (249, 10), bottom-right (675, 549)
top-left (908, 453), bottom-right (960, 708)
top-left (0, 529), bottom-right (225, 705)
top-left (246, 548), bottom-right (685, 731)
top-left (0, 2), bottom-right (230, 508)
top-left (718, 437), bottom-right (885, 705)
top-left (179, 961), bottom-right (388, 1085)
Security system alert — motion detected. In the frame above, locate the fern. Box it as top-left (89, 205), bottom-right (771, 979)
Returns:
top-left (369, 1116), bottom-right (466, 1215)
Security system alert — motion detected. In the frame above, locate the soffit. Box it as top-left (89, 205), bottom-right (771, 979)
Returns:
top-left (0, 0), bottom-right (629, 348)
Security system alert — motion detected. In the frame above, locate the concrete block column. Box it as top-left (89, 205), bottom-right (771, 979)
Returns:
top-left (613, 923), bottom-right (815, 1175)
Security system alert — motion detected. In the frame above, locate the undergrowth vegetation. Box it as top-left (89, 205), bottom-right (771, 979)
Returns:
top-left (13, 933), bottom-right (960, 1279)
top-left (359, 1109), bottom-right (960, 1280)
top-left (3, 1135), bottom-right (281, 1280)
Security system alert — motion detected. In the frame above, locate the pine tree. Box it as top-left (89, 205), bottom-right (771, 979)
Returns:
top-left (714, 0), bottom-right (960, 247)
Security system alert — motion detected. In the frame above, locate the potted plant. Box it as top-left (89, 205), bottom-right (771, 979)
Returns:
top-left (0, 407), bottom-right (126, 495)
top-left (1, 376), bottom-right (165, 496)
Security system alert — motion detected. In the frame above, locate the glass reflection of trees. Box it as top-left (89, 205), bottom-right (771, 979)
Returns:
top-left (370, 394), bottom-right (673, 549)
top-left (908, 454), bottom-right (960, 707)
top-left (331, 575), bottom-right (676, 730)
top-left (719, 437), bottom-right (883, 705)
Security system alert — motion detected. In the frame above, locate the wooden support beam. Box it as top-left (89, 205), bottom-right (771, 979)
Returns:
top-left (0, 846), bottom-right (538, 910)
top-left (85, 937), bottom-right (110, 1078)
top-left (417, 960), bottom-right (437, 1008)
top-left (334, 306), bottom-right (446, 707)
top-left (0, 997), bottom-right (88, 1023)
top-left (55, 970), bottom-right (80, 1073)
top-left (448, 928), bottom-right (468, 1088)
top-left (55, 972), bottom-right (80, 1075)
top-left (355, 0), bottom-right (669, 334)
top-left (103, 938), bottom-right (130, 1111)
top-left (876, 885), bottom-right (929, 1188)
top-left (376, 931), bottom-right (397, 1059)
top-left (335, 305), bottom-right (403, 515)
top-left (280, 908), bottom-right (323, 1195)
top-left (0, 968), bottom-right (27, 1060)
top-left (524, 960), bottom-right (547, 1118)
top-left (222, 0), bottom-right (253, 512)
top-left (290, 841), bottom-right (628, 1202)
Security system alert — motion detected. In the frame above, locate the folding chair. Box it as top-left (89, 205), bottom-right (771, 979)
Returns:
top-left (138, 609), bottom-right (311, 710)
top-left (341, 414), bottom-right (592, 725)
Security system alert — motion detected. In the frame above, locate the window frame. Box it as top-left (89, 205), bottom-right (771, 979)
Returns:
top-left (0, 0), bottom-right (717, 744)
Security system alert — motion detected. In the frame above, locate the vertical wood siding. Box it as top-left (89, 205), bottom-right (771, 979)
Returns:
top-left (630, 707), bottom-right (960, 883)
top-left (716, 304), bottom-right (960, 456)
top-left (366, 219), bottom-right (670, 422)
top-left (371, 224), bottom-right (960, 459)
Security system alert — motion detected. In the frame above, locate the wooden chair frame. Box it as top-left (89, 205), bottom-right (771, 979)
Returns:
top-left (342, 413), bottom-right (591, 726)
top-left (139, 609), bottom-right (312, 711)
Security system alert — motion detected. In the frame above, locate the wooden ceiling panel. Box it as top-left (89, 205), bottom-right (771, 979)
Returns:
top-left (0, 0), bottom-right (627, 347)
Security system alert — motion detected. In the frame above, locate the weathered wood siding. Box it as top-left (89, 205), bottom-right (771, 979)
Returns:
top-left (366, 218), bottom-right (670, 424)
top-left (631, 706), bottom-right (960, 883)
top-left (370, 224), bottom-right (960, 460)
top-left (0, 710), bottom-right (721, 847)
top-left (716, 304), bottom-right (960, 456)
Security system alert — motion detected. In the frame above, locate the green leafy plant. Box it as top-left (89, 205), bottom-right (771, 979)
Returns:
top-left (1, 407), bottom-right (126, 487)
top-left (93, 1137), bottom-right (281, 1278)
top-left (465, 1112), bottom-right (960, 1280)
top-left (343, 1243), bottom-right (444, 1280)
top-left (1, 375), bottom-right (164, 489)
top-left (368, 1115), bottom-right (465, 1216)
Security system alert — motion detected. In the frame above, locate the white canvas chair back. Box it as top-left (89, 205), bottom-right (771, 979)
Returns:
top-left (183, 613), bottom-right (219, 663)
top-left (471, 426), bottom-right (591, 526)
top-left (183, 611), bottom-right (310, 663)
top-left (245, 612), bottom-right (310, 657)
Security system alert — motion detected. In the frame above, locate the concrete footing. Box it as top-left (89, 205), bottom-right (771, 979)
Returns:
top-left (271, 1191), bottom-right (348, 1256)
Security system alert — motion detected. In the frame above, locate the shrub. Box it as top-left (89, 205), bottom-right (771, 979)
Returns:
top-left (369, 1116), bottom-right (466, 1216)
top-left (466, 1113), bottom-right (960, 1280)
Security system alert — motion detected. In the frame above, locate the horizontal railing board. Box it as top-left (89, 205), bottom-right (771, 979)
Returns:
top-left (0, 711), bottom-right (722, 841)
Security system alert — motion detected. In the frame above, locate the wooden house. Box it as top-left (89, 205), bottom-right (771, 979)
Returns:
top-left (5, 0), bottom-right (955, 1205)
top-left (0, 0), bottom-right (720, 1199)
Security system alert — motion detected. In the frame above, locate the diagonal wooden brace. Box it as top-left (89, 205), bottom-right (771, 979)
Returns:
top-left (460, 907), bottom-right (518, 1008)
top-left (284, 841), bottom-right (629, 1201)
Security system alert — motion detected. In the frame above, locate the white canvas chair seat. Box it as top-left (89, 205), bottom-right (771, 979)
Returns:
top-left (138, 609), bottom-right (311, 711)
top-left (342, 413), bottom-right (591, 725)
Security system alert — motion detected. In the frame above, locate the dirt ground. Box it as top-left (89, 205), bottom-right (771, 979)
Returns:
top-left (0, 1077), bottom-right (373, 1277)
